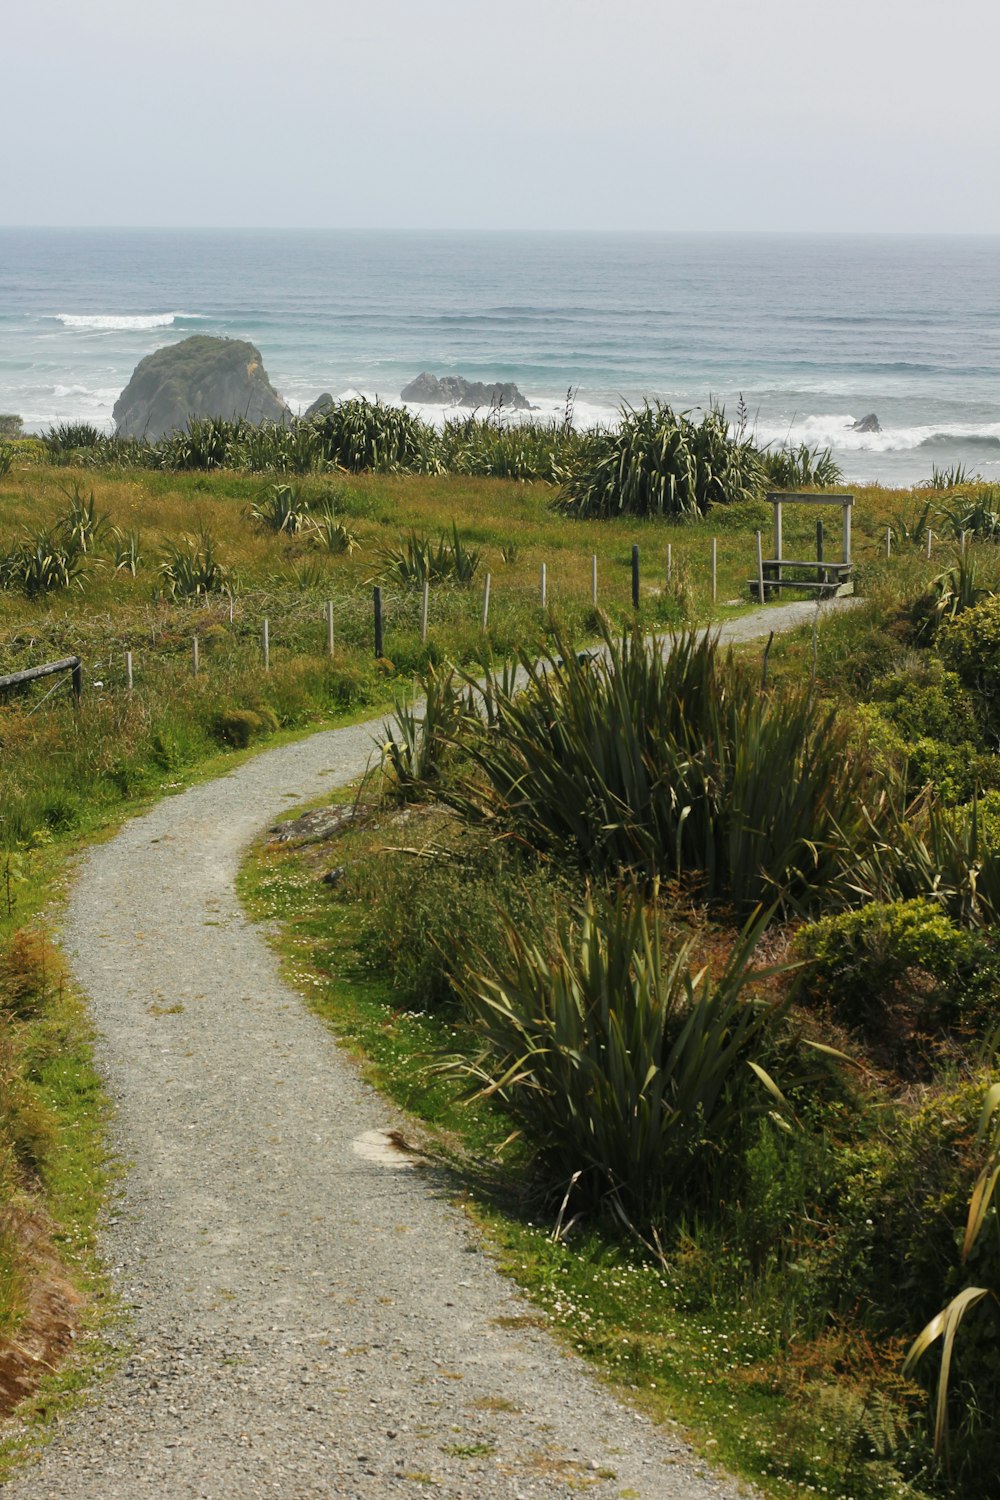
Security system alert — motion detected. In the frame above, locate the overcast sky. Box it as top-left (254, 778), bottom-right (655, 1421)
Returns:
top-left (6, 0), bottom-right (1000, 232)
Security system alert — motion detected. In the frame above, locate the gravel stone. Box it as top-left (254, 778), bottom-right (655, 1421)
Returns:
top-left (5, 601), bottom-right (852, 1498)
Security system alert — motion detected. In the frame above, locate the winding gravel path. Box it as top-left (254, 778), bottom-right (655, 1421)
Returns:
top-left (6, 600), bottom-right (853, 1499)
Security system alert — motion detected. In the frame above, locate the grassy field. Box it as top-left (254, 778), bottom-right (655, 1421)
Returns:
top-left (2, 450), bottom-right (999, 1490)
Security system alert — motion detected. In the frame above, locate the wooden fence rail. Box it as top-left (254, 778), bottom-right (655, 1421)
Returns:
top-left (0, 655), bottom-right (82, 703)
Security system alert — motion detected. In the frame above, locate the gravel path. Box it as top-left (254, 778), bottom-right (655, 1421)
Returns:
top-left (5, 600), bottom-right (855, 1499)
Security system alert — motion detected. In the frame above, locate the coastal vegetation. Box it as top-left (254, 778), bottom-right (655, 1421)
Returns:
top-left (29, 395), bottom-right (842, 503)
top-left (2, 438), bottom-right (1000, 1495)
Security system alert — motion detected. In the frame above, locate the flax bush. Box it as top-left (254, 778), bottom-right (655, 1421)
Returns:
top-left (450, 883), bottom-right (790, 1226)
top-left (445, 622), bottom-right (872, 912)
top-left (557, 402), bottom-right (764, 519)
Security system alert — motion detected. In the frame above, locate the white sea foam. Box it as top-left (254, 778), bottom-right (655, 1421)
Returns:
top-left (753, 413), bottom-right (1000, 455)
top-left (54, 312), bottom-right (205, 331)
top-left (286, 385), bottom-right (616, 433)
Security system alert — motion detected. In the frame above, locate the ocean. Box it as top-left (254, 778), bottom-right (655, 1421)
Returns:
top-left (1, 228), bottom-right (998, 487)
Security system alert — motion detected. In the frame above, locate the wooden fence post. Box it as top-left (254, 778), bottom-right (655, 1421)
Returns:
top-left (420, 579), bottom-right (429, 644)
top-left (761, 630), bottom-right (774, 690)
top-left (591, 553), bottom-right (598, 607)
top-left (631, 544), bottom-right (640, 608)
top-left (666, 543), bottom-right (672, 587)
top-left (540, 562), bottom-right (547, 608)
top-left (325, 601), bottom-right (335, 657)
top-left (711, 537), bottom-right (718, 604)
top-left (885, 527), bottom-right (892, 559)
top-left (755, 530), bottom-right (765, 604)
top-left (373, 587), bottom-right (383, 658)
top-left (481, 572), bottom-right (491, 630)
top-left (125, 651), bottom-right (133, 691)
top-left (926, 529), bottom-right (933, 560)
top-left (192, 636), bottom-right (200, 676)
top-left (262, 618), bottom-right (270, 672)
top-left (71, 659), bottom-right (83, 704)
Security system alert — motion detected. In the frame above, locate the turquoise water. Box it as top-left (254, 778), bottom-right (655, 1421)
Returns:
top-left (2, 228), bottom-right (998, 485)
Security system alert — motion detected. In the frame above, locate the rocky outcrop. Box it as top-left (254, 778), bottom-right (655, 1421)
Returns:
top-left (851, 413), bottom-right (881, 434)
top-left (303, 393), bottom-right (336, 419)
top-left (113, 336), bottom-right (291, 440)
top-left (400, 372), bottom-right (534, 410)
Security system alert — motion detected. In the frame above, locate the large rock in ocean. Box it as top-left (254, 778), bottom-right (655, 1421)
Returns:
top-left (303, 392), bottom-right (336, 419)
top-left (400, 371), bottom-right (534, 411)
top-left (113, 335), bottom-right (291, 439)
top-left (851, 413), bottom-right (881, 434)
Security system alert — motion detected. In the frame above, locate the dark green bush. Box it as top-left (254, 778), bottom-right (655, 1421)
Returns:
top-left (306, 398), bottom-right (439, 474)
top-left (940, 595), bottom-right (1000, 731)
top-left (796, 898), bottom-right (997, 1029)
top-left (450, 885), bottom-right (793, 1226)
top-left (351, 834), bottom-right (560, 1012)
top-left (858, 706), bottom-right (1000, 804)
top-left (445, 623), bottom-right (874, 912)
top-left (557, 402), bottom-right (764, 520)
top-left (823, 1085), bottom-right (992, 1334)
top-left (760, 442), bottom-right (842, 489)
top-left (213, 708), bottom-right (269, 748)
top-left (870, 663), bottom-right (980, 745)
top-left (439, 413), bottom-right (589, 482)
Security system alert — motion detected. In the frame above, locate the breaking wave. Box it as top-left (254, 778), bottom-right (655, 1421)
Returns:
top-left (53, 312), bottom-right (205, 331)
top-left (753, 413), bottom-right (1000, 455)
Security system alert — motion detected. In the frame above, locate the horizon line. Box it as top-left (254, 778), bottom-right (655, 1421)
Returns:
top-left (3, 224), bottom-right (1000, 238)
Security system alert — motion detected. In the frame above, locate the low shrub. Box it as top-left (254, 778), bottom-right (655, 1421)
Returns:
top-left (351, 831), bottom-right (559, 1012)
top-left (845, 796), bottom-right (1000, 931)
top-left (941, 591), bottom-right (1000, 696)
top-left (306, 398), bottom-right (440, 474)
top-left (213, 708), bottom-right (272, 748)
top-left (869, 663), bottom-right (980, 746)
top-left (250, 483), bottom-right (312, 534)
top-left (323, 665), bottom-right (378, 710)
top-left (0, 928), bottom-right (61, 1021)
top-left (439, 413), bottom-right (587, 483)
top-left (307, 498), bottom-right (359, 555)
top-left (903, 1081), bottom-right (1000, 1478)
top-left (156, 531), bottom-right (232, 600)
top-left (912, 555), bottom-right (999, 644)
top-left (378, 523), bottom-right (481, 589)
top-left (42, 422), bottom-right (104, 456)
top-left (856, 706), bottom-right (1000, 806)
top-left (760, 442), bottom-right (842, 489)
top-left (940, 489), bottom-right (1000, 543)
top-left (796, 898), bottom-right (998, 1031)
top-left (0, 529), bottom-right (87, 596)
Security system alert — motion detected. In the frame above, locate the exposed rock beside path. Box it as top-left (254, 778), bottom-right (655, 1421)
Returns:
top-left (4, 598), bottom-right (856, 1499)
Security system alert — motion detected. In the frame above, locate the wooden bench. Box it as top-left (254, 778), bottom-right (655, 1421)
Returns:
top-left (748, 493), bottom-right (854, 601)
